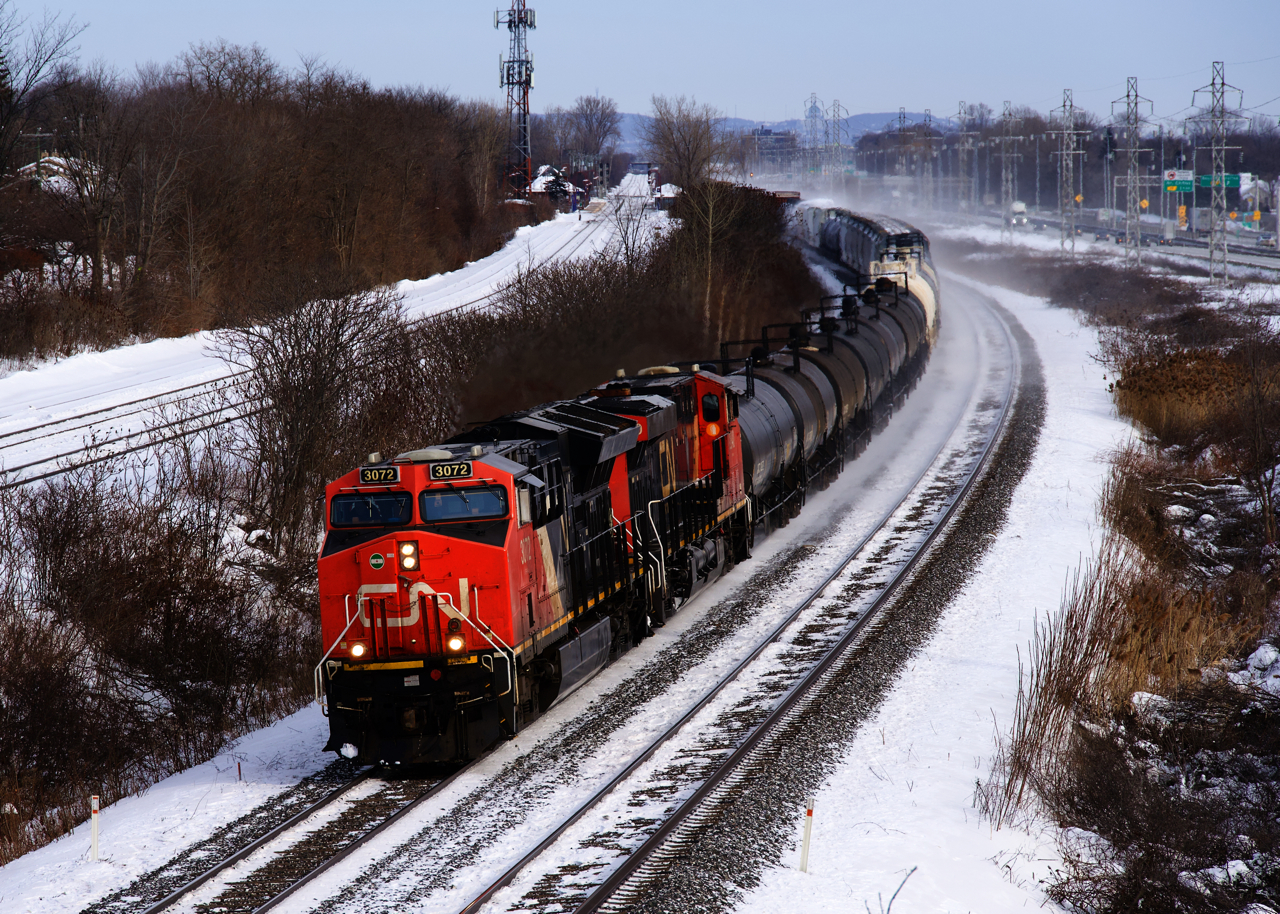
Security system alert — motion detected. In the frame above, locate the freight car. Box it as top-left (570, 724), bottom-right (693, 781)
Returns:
top-left (314, 207), bottom-right (940, 765)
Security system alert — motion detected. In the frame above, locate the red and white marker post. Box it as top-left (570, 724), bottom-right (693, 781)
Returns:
top-left (90, 795), bottom-right (99, 861)
top-left (799, 798), bottom-right (815, 873)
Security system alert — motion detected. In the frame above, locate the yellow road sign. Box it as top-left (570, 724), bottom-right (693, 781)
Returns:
top-left (1178, 205), bottom-right (1187, 227)
top-left (1140, 199), bottom-right (1149, 209)
top-left (1230, 211), bottom-right (1238, 220)
top-left (1075, 194), bottom-right (1083, 203)
top-left (1255, 210), bottom-right (1263, 221)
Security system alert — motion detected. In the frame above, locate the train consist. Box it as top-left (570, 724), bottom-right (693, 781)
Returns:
top-left (315, 208), bottom-right (940, 765)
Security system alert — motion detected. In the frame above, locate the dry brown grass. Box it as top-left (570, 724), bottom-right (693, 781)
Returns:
top-left (987, 534), bottom-right (1264, 829)
top-left (1111, 347), bottom-right (1246, 448)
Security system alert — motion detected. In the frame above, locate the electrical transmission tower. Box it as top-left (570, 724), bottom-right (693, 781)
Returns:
top-left (1050, 90), bottom-right (1088, 255)
top-left (1111, 78), bottom-right (1153, 265)
top-left (997, 101), bottom-right (1024, 242)
top-left (804, 93), bottom-right (825, 175)
top-left (1189, 62), bottom-right (1244, 285)
top-left (829, 98), bottom-right (849, 182)
top-left (955, 102), bottom-right (977, 211)
top-left (496, 1), bottom-right (536, 196)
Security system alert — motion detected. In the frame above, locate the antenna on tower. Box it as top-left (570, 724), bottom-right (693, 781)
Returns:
top-left (495, 1), bottom-right (536, 196)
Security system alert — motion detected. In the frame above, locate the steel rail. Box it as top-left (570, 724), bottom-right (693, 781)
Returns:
top-left (136, 769), bottom-right (372, 914)
top-left (451, 302), bottom-right (1011, 914)
top-left (574, 300), bottom-right (1019, 913)
top-left (249, 764), bottom-right (474, 914)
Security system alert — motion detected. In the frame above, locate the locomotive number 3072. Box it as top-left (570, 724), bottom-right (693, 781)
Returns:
top-left (430, 462), bottom-right (473, 480)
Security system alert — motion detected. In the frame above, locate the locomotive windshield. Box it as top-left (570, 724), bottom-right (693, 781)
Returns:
top-left (330, 491), bottom-right (413, 527)
top-left (420, 485), bottom-right (508, 522)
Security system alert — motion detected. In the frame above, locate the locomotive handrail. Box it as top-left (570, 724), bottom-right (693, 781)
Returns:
top-left (437, 589), bottom-right (516, 703)
top-left (313, 595), bottom-right (361, 710)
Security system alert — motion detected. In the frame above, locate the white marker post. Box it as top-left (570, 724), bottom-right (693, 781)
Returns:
top-left (90, 796), bottom-right (99, 861)
top-left (799, 798), bottom-right (815, 873)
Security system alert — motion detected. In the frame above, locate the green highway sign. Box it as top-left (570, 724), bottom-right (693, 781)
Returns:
top-left (1164, 169), bottom-right (1193, 193)
top-left (1198, 174), bottom-right (1241, 188)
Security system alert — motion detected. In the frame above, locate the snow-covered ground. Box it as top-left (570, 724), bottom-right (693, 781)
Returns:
top-left (0, 200), bottom-right (639, 484)
top-left (737, 273), bottom-right (1132, 913)
top-left (0, 705), bottom-right (333, 912)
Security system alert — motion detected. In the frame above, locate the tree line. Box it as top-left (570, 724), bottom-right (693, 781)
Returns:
top-left (0, 14), bottom-right (540, 359)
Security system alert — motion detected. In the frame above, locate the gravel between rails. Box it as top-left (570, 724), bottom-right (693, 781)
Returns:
top-left (618, 294), bottom-right (1046, 914)
top-left (302, 357), bottom-right (958, 912)
top-left (79, 759), bottom-right (363, 914)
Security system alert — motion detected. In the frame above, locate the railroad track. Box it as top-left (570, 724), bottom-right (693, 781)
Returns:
top-left (435, 294), bottom-right (1020, 914)
top-left (4, 213), bottom-right (616, 491)
top-left (79, 765), bottom-right (469, 914)
top-left (235, 284), bottom-right (1016, 914)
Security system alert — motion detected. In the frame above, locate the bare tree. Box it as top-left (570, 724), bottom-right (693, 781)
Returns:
top-left (677, 181), bottom-right (745, 330)
top-left (531, 104), bottom-right (574, 168)
top-left (458, 99), bottom-right (507, 235)
top-left (639, 94), bottom-right (728, 188)
top-left (176, 39), bottom-right (284, 105)
top-left (566, 94), bottom-right (622, 157)
top-left (0, 0), bottom-right (83, 178)
top-left (220, 284), bottom-right (454, 550)
top-left (49, 66), bottom-right (141, 301)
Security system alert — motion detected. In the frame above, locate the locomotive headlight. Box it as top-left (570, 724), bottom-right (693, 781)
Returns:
top-left (350, 642), bottom-right (367, 658)
top-left (706, 422), bottom-right (720, 438)
top-left (398, 541), bottom-right (418, 570)
top-left (447, 635), bottom-right (465, 652)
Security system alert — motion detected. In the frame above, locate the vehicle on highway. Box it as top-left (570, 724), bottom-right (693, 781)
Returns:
top-left (314, 209), bottom-right (940, 765)
top-left (1259, 232), bottom-right (1277, 249)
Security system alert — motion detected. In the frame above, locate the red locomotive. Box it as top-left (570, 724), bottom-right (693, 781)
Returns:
top-left (316, 369), bottom-right (751, 763)
top-left (315, 209), bottom-right (940, 765)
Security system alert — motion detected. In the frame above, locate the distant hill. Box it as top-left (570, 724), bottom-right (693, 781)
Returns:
top-left (614, 111), bottom-right (940, 154)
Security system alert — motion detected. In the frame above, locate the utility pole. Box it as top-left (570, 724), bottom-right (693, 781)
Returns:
top-left (1112, 77), bottom-right (1153, 264)
top-left (922, 109), bottom-right (935, 211)
top-left (496, 1), bottom-right (536, 196)
top-left (1050, 90), bottom-right (1088, 255)
top-left (1034, 132), bottom-right (1041, 211)
top-left (997, 101), bottom-right (1024, 242)
top-left (1189, 61), bottom-right (1244, 285)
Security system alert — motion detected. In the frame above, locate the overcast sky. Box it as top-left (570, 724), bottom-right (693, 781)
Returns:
top-left (23, 0), bottom-right (1280, 127)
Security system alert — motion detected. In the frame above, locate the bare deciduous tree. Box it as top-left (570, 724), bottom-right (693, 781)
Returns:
top-left (0, 0), bottom-right (83, 178)
top-left (221, 284), bottom-right (453, 550)
top-left (566, 94), bottom-right (622, 157)
top-left (639, 94), bottom-right (728, 188)
top-left (677, 181), bottom-right (745, 329)
top-left (50, 66), bottom-right (141, 301)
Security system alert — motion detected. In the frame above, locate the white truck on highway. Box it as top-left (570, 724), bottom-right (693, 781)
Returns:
top-left (1005, 201), bottom-right (1028, 228)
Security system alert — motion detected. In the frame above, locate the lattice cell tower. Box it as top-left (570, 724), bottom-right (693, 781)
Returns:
top-left (496, 1), bottom-right (536, 195)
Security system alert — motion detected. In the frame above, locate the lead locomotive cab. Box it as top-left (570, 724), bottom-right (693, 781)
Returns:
top-left (316, 445), bottom-right (525, 765)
